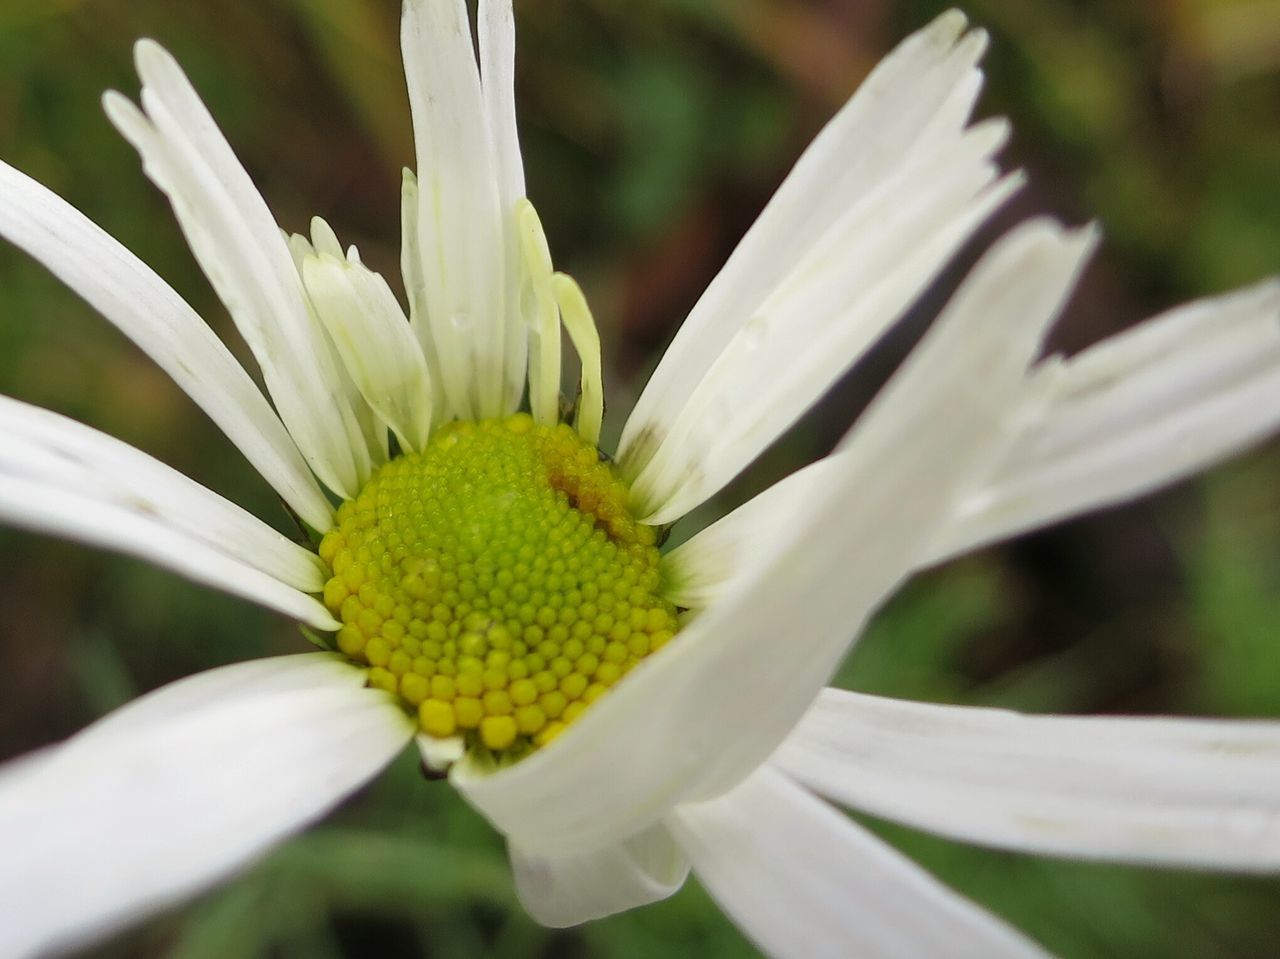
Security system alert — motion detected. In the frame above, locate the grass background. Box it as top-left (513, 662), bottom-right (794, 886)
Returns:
top-left (1, 0), bottom-right (1279, 956)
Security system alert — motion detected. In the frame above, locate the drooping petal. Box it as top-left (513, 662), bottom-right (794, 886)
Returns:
top-left (104, 41), bottom-right (377, 498)
top-left (618, 11), bottom-right (1002, 505)
top-left (509, 822), bottom-right (689, 928)
top-left (668, 276), bottom-right (1280, 607)
top-left (666, 765), bottom-right (1050, 959)
top-left (0, 395), bottom-right (325, 593)
top-left (0, 472), bottom-right (337, 629)
top-left (302, 245), bottom-right (434, 452)
top-left (0, 161), bottom-right (333, 532)
top-left (935, 277), bottom-right (1280, 560)
top-left (0, 657), bottom-right (414, 959)
top-left (454, 221), bottom-right (1093, 854)
top-left (775, 687), bottom-right (1280, 871)
top-left (402, 0), bottom-right (513, 420)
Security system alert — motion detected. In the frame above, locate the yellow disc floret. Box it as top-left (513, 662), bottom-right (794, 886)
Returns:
top-left (319, 414), bottom-right (678, 762)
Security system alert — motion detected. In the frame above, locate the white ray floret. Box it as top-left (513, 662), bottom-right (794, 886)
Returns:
top-left (402, 0), bottom-right (523, 420)
top-left (940, 277), bottom-right (1280, 559)
top-left (104, 43), bottom-right (377, 499)
top-left (667, 276), bottom-right (1280, 608)
top-left (625, 127), bottom-right (1022, 525)
top-left (617, 12), bottom-right (1002, 518)
top-left (301, 238), bottom-right (434, 453)
top-left (517, 200), bottom-right (563, 427)
top-left (668, 766), bottom-right (1051, 959)
top-left (774, 688), bottom-right (1280, 870)
top-left (0, 470), bottom-right (336, 629)
top-left (398, 169), bottom-right (448, 422)
top-left (0, 395), bottom-right (325, 593)
top-left (0, 657), bottom-right (413, 959)
top-left (0, 162), bottom-right (333, 532)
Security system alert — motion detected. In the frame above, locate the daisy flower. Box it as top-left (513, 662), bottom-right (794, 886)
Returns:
top-left (3, 3), bottom-right (1280, 957)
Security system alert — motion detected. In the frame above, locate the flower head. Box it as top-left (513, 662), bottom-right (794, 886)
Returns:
top-left (3, 4), bottom-right (1280, 958)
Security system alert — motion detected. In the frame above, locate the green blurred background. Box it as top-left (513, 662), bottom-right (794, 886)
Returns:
top-left (1, 0), bottom-right (1279, 956)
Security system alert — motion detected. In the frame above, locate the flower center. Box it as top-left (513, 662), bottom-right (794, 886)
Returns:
top-left (318, 413), bottom-right (678, 761)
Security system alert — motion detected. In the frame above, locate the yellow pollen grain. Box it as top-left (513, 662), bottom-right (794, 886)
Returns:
top-left (319, 414), bottom-right (679, 762)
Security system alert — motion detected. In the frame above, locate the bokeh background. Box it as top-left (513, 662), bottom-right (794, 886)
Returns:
top-left (1, 0), bottom-right (1279, 956)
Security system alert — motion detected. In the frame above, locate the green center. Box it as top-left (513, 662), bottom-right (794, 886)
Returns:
top-left (318, 413), bottom-right (678, 760)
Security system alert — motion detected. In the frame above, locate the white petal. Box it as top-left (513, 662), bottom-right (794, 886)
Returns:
top-left (518, 200), bottom-right (562, 427)
top-left (0, 658), bottom-right (414, 959)
top-left (453, 221), bottom-right (1091, 854)
top-left (553, 273), bottom-right (604, 446)
top-left (629, 135), bottom-right (1020, 524)
top-left (618, 11), bottom-right (995, 490)
top-left (104, 42), bottom-right (376, 498)
top-left (75, 653), bottom-right (365, 742)
top-left (775, 687), bottom-right (1280, 872)
top-left (666, 765), bottom-right (1049, 959)
top-left (935, 278), bottom-right (1280, 560)
top-left (0, 160), bottom-right (333, 532)
top-left (508, 822), bottom-right (689, 928)
top-left (0, 395), bottom-right (325, 593)
top-left (0, 473), bottom-right (337, 629)
top-left (400, 169), bottom-right (448, 423)
top-left (302, 248), bottom-right (433, 452)
top-left (288, 225), bottom-right (391, 468)
top-left (661, 451), bottom-right (839, 610)
top-left (477, 0), bottom-right (524, 209)
top-left (674, 277), bottom-right (1280, 604)
top-left (478, 0), bottom-right (531, 412)
top-left (402, 0), bottom-right (513, 420)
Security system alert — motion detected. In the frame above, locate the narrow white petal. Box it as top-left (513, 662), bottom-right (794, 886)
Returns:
top-left (477, 0), bottom-right (523, 208)
top-left (776, 688), bottom-right (1280, 871)
top-left (935, 278), bottom-right (1280, 560)
top-left (618, 11), bottom-right (994, 483)
top-left (508, 822), bottom-right (689, 928)
top-left (303, 249), bottom-right (433, 452)
top-left (518, 200), bottom-right (562, 427)
top-left (454, 221), bottom-right (1091, 854)
top-left (667, 765), bottom-right (1049, 959)
top-left (553, 273), bottom-right (603, 447)
top-left (0, 395), bottom-right (325, 592)
top-left (288, 224), bottom-right (391, 468)
top-left (402, 0), bottom-right (512, 420)
top-left (105, 42), bottom-right (375, 498)
top-left (400, 169), bottom-right (448, 423)
top-left (630, 132), bottom-right (1020, 524)
top-left (0, 659), bottom-right (413, 959)
top-left (77, 653), bottom-right (365, 742)
top-left (0, 474), bottom-right (337, 629)
top-left (675, 277), bottom-right (1280, 604)
top-left (478, 0), bottom-right (531, 412)
top-left (661, 453), bottom-right (839, 610)
top-left (0, 160), bottom-right (333, 531)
